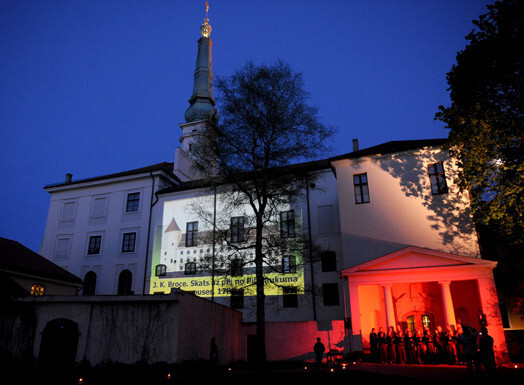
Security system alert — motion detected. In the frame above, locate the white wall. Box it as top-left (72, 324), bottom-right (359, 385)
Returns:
top-left (332, 146), bottom-right (480, 269)
top-left (40, 173), bottom-right (163, 295)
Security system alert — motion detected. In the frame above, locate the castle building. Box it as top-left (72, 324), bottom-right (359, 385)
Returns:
top-left (37, 11), bottom-right (510, 364)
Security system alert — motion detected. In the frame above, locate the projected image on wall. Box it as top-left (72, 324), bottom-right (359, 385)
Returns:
top-left (150, 195), bottom-right (305, 299)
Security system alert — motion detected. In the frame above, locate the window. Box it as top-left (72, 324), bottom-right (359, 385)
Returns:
top-left (56, 238), bottom-right (70, 257)
top-left (407, 315), bottom-right (415, 333)
top-left (121, 232), bottom-right (136, 253)
top-left (30, 284), bottom-right (45, 296)
top-left (126, 192), bottom-right (140, 212)
top-left (185, 262), bottom-right (197, 275)
top-left (186, 222), bottom-right (198, 247)
top-left (155, 264), bottom-right (167, 277)
top-left (353, 173), bottom-right (370, 204)
top-left (321, 251), bottom-right (337, 272)
top-left (231, 259), bottom-right (243, 277)
top-left (83, 271), bottom-right (97, 296)
top-left (62, 201), bottom-right (76, 220)
top-left (230, 216), bottom-right (245, 243)
top-left (92, 196), bottom-right (107, 217)
top-left (421, 314), bottom-right (431, 329)
top-left (117, 269), bottom-right (133, 295)
top-left (283, 287), bottom-right (298, 308)
top-left (322, 283), bottom-right (339, 306)
top-left (280, 210), bottom-right (295, 238)
top-left (282, 255), bottom-right (296, 273)
top-left (87, 235), bottom-right (102, 255)
top-left (428, 162), bottom-right (448, 195)
top-left (230, 289), bottom-right (244, 309)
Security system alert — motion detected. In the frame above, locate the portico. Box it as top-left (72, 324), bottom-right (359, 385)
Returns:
top-left (341, 246), bottom-right (510, 363)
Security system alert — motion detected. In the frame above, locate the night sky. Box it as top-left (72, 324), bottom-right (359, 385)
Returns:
top-left (0, 0), bottom-right (493, 252)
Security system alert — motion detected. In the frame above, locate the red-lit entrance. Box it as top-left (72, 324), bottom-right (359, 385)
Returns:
top-left (341, 246), bottom-right (510, 364)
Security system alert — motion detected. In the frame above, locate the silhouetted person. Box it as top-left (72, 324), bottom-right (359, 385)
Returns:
top-left (387, 329), bottom-right (397, 364)
top-left (210, 337), bottom-right (218, 365)
top-left (478, 327), bottom-right (496, 376)
top-left (458, 326), bottom-right (480, 376)
top-left (369, 328), bottom-right (378, 362)
top-left (378, 327), bottom-right (387, 363)
top-left (314, 337), bottom-right (325, 367)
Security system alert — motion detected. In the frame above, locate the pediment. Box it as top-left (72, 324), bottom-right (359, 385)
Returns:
top-left (342, 246), bottom-right (493, 274)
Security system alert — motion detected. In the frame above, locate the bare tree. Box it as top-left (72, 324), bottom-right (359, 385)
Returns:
top-left (191, 60), bottom-right (335, 363)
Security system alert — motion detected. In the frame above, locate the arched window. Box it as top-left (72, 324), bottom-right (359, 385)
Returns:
top-left (117, 269), bottom-right (133, 295)
top-left (83, 271), bottom-right (97, 296)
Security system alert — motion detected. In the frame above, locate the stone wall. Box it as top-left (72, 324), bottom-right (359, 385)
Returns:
top-left (0, 290), bottom-right (241, 367)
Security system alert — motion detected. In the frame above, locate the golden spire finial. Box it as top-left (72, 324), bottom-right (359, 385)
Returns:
top-left (200, 1), bottom-right (212, 38)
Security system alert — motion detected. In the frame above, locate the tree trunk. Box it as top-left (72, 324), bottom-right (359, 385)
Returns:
top-left (254, 213), bottom-right (267, 364)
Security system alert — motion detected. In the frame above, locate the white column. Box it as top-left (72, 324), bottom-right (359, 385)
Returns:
top-left (439, 280), bottom-right (456, 327)
top-left (383, 284), bottom-right (396, 328)
top-left (348, 284), bottom-right (363, 352)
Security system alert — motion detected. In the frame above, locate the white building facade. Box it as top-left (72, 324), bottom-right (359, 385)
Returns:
top-left (41, 163), bottom-right (178, 296)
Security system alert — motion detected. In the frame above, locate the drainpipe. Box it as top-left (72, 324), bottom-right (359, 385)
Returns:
top-left (305, 174), bottom-right (317, 320)
top-left (143, 172), bottom-right (159, 295)
top-left (211, 184), bottom-right (217, 302)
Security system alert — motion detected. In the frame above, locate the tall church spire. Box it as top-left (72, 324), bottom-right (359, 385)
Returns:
top-left (184, 3), bottom-right (217, 123)
top-left (174, 3), bottom-right (217, 182)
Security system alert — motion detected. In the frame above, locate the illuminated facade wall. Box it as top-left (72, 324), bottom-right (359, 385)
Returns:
top-left (333, 145), bottom-right (509, 362)
top-left (332, 145), bottom-right (480, 268)
top-left (146, 167), bottom-right (345, 323)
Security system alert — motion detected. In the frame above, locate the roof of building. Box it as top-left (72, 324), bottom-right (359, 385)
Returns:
top-left (44, 162), bottom-right (179, 190)
top-left (156, 158), bottom-right (333, 194)
top-left (0, 237), bottom-right (82, 284)
top-left (330, 138), bottom-right (448, 161)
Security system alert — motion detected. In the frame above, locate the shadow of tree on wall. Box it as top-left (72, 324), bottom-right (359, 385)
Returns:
top-left (376, 148), bottom-right (478, 256)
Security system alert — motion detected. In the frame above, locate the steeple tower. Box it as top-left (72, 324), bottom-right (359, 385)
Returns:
top-left (183, 8), bottom-right (217, 124)
top-left (174, 3), bottom-right (217, 181)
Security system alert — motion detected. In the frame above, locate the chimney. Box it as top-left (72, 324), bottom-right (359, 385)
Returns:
top-left (65, 173), bottom-right (72, 184)
top-left (352, 139), bottom-right (359, 152)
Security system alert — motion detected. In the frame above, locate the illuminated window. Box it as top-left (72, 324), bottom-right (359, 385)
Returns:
top-left (407, 315), bottom-right (415, 332)
top-left (283, 287), bottom-right (298, 308)
top-left (282, 255), bottom-right (296, 273)
top-left (87, 235), bottom-right (102, 255)
top-left (121, 232), bottom-right (136, 253)
top-left (185, 262), bottom-right (197, 275)
top-left (321, 251), bottom-right (337, 272)
top-left (126, 192), bottom-right (140, 212)
top-left (30, 284), bottom-right (45, 296)
top-left (231, 259), bottom-right (243, 277)
top-left (428, 162), bottom-right (448, 195)
top-left (353, 173), bottom-right (370, 204)
top-left (230, 289), bottom-right (244, 309)
top-left (421, 314), bottom-right (431, 329)
top-left (186, 222), bottom-right (198, 247)
top-left (322, 283), bottom-right (339, 306)
top-left (280, 210), bottom-right (295, 238)
top-left (83, 271), bottom-right (97, 296)
top-left (155, 264), bottom-right (167, 277)
top-left (230, 217), bottom-right (245, 243)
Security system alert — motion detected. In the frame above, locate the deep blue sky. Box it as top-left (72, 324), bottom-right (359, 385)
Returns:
top-left (1, 0), bottom-right (493, 252)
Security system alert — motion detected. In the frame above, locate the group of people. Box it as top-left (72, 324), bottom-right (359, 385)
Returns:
top-left (369, 324), bottom-right (496, 373)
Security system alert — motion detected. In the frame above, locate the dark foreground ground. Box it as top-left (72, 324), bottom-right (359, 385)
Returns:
top-left (5, 360), bottom-right (524, 385)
